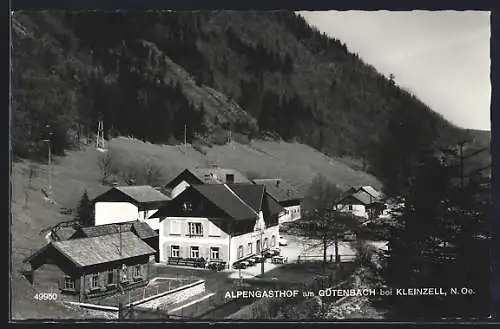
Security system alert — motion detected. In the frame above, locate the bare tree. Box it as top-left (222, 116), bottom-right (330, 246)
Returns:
top-left (298, 174), bottom-right (359, 270)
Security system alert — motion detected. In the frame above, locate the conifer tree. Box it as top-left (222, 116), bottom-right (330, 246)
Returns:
top-left (75, 190), bottom-right (93, 227)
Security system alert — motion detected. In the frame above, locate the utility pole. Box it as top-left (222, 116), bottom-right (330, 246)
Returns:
top-left (184, 124), bottom-right (187, 154)
top-left (252, 222), bottom-right (266, 277)
top-left (43, 125), bottom-right (53, 196)
top-left (119, 223), bottom-right (123, 256)
top-left (260, 228), bottom-right (265, 277)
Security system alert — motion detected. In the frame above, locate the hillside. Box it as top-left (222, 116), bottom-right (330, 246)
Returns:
top-left (11, 10), bottom-right (487, 191)
top-left (10, 138), bottom-right (380, 319)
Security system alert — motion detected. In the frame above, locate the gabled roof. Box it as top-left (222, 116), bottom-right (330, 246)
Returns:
top-left (27, 232), bottom-right (156, 268)
top-left (92, 185), bottom-right (171, 208)
top-left (71, 221), bottom-right (158, 240)
top-left (359, 186), bottom-right (384, 200)
top-left (350, 190), bottom-right (374, 205)
top-left (165, 169), bottom-right (204, 189)
top-left (166, 167), bottom-right (251, 188)
top-left (114, 186), bottom-right (171, 203)
top-left (338, 185), bottom-right (384, 206)
top-left (227, 183), bottom-right (265, 213)
top-left (191, 184), bottom-right (258, 221)
top-left (252, 178), bottom-right (303, 202)
top-left (191, 167), bottom-right (251, 184)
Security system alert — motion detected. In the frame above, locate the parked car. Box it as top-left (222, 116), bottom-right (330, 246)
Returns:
top-left (279, 237), bottom-right (288, 246)
top-left (246, 258), bottom-right (256, 265)
top-left (343, 231), bottom-right (357, 241)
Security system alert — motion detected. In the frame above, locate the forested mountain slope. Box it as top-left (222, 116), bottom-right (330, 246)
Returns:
top-left (11, 11), bottom-right (489, 189)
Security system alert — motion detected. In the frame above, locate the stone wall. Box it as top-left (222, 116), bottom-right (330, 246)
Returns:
top-left (132, 280), bottom-right (205, 310)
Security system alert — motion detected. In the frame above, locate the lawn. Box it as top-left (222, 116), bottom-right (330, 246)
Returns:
top-left (11, 137), bottom-right (380, 319)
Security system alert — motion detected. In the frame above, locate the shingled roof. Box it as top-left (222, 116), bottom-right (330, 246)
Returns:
top-left (166, 167), bottom-right (251, 188)
top-left (153, 182), bottom-right (285, 223)
top-left (114, 186), bottom-right (171, 203)
top-left (252, 178), bottom-right (302, 203)
top-left (71, 221), bottom-right (157, 240)
top-left (192, 167), bottom-right (251, 184)
top-left (28, 232), bottom-right (156, 268)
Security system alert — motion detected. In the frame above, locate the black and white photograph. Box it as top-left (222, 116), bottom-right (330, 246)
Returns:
top-left (10, 10), bottom-right (492, 321)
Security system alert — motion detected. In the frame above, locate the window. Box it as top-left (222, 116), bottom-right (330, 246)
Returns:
top-left (264, 238), bottom-right (269, 250)
top-left (271, 235), bottom-right (276, 247)
top-left (182, 201), bottom-right (193, 212)
top-left (64, 276), bottom-right (75, 290)
top-left (190, 246), bottom-right (200, 258)
top-left (107, 271), bottom-right (114, 284)
top-left (348, 204), bottom-right (353, 211)
top-left (226, 174), bottom-right (234, 183)
top-left (188, 222), bottom-right (203, 236)
top-left (210, 247), bottom-right (220, 259)
top-left (120, 266), bottom-right (128, 282)
top-left (238, 245), bottom-right (244, 259)
top-left (171, 245), bottom-right (180, 257)
top-left (90, 273), bottom-right (99, 288)
top-left (256, 240), bottom-right (261, 253)
top-left (134, 265), bottom-right (142, 277)
top-left (247, 242), bottom-right (253, 255)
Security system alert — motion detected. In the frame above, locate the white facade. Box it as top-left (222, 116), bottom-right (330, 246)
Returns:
top-left (337, 203), bottom-right (368, 219)
top-left (171, 180), bottom-right (191, 199)
top-left (279, 205), bottom-right (301, 224)
top-left (159, 216), bottom-right (230, 264)
top-left (94, 202), bottom-right (139, 225)
top-left (94, 201), bottom-right (161, 230)
top-left (229, 225), bottom-right (279, 267)
top-left (159, 213), bottom-right (280, 268)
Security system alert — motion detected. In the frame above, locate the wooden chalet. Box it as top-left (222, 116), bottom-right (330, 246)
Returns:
top-left (24, 232), bottom-right (156, 303)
